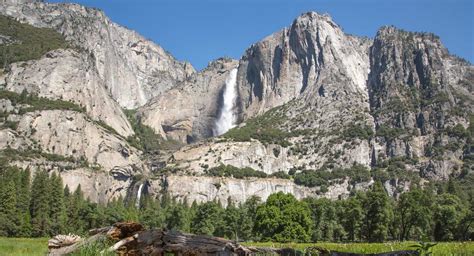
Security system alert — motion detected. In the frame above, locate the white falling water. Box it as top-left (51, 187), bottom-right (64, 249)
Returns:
top-left (135, 183), bottom-right (144, 209)
top-left (213, 68), bottom-right (238, 136)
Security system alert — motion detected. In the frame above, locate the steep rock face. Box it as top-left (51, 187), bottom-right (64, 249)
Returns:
top-left (5, 160), bottom-right (136, 204)
top-left (368, 27), bottom-right (473, 180)
top-left (148, 175), bottom-right (370, 206)
top-left (14, 110), bottom-right (142, 172)
top-left (0, 106), bottom-right (144, 202)
top-left (4, 49), bottom-right (133, 137)
top-left (210, 12), bottom-right (376, 172)
top-left (0, 1), bottom-right (195, 108)
top-left (0, 4), bottom-right (472, 206)
top-left (170, 138), bottom-right (371, 176)
top-left (139, 58), bottom-right (239, 143)
top-left (236, 12), bottom-right (371, 119)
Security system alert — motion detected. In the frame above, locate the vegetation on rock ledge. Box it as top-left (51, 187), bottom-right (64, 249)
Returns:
top-left (0, 15), bottom-right (69, 68)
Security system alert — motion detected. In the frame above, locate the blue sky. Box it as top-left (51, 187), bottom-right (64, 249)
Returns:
top-left (49, 0), bottom-right (473, 70)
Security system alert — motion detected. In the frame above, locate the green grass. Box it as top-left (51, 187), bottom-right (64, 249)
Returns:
top-left (0, 238), bottom-right (472, 255)
top-left (0, 237), bottom-right (48, 256)
top-left (244, 242), bottom-right (474, 255)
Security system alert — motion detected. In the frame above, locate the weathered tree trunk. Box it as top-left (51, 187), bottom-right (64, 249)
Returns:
top-left (47, 222), bottom-right (419, 256)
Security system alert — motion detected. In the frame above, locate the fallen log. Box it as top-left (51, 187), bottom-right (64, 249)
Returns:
top-left (48, 233), bottom-right (105, 256)
top-left (47, 222), bottom-right (419, 256)
top-left (48, 234), bottom-right (82, 249)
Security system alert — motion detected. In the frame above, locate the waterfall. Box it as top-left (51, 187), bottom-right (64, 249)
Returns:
top-left (135, 183), bottom-right (144, 209)
top-left (213, 68), bottom-right (238, 136)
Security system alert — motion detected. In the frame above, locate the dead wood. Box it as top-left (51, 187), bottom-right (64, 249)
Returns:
top-left (47, 222), bottom-right (419, 256)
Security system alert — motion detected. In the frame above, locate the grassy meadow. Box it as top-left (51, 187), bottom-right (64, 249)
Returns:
top-left (244, 241), bottom-right (474, 255)
top-left (0, 238), bottom-right (48, 256)
top-left (0, 237), bottom-right (473, 255)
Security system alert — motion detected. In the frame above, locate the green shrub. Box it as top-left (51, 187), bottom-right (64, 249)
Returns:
top-left (294, 164), bottom-right (371, 187)
top-left (92, 119), bottom-right (120, 136)
top-left (270, 171), bottom-right (291, 179)
top-left (341, 124), bottom-right (374, 141)
top-left (0, 15), bottom-right (69, 68)
top-left (205, 164), bottom-right (267, 179)
top-left (2, 120), bottom-right (18, 130)
top-left (376, 124), bottom-right (405, 140)
top-left (0, 148), bottom-right (75, 163)
top-left (294, 170), bottom-right (333, 187)
top-left (446, 124), bottom-right (468, 138)
top-left (124, 109), bottom-right (181, 153)
top-left (222, 106), bottom-right (293, 147)
top-left (0, 89), bottom-right (85, 113)
top-left (373, 157), bottom-right (421, 182)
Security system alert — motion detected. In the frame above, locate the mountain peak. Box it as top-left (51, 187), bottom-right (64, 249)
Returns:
top-left (293, 11), bottom-right (339, 30)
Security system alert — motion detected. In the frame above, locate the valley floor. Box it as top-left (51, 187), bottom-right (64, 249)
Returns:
top-left (0, 237), bottom-right (472, 255)
top-left (0, 237), bottom-right (48, 256)
top-left (244, 242), bottom-right (474, 255)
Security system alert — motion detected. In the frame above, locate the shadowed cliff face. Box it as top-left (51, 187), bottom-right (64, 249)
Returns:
top-left (0, 1), bottom-right (472, 205)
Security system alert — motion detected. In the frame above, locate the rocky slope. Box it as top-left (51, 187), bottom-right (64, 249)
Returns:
top-left (147, 13), bottom-right (472, 203)
top-left (368, 26), bottom-right (473, 180)
top-left (0, 0), bottom-right (194, 109)
top-left (4, 49), bottom-right (134, 137)
top-left (0, 1), bottom-right (472, 206)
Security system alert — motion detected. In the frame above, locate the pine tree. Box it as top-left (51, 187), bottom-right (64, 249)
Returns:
top-left (340, 197), bottom-right (363, 242)
top-left (222, 198), bottom-right (241, 240)
top-left (80, 200), bottom-right (102, 231)
top-left (0, 180), bottom-right (18, 236)
top-left (49, 173), bottom-right (67, 235)
top-left (191, 201), bottom-right (223, 236)
top-left (363, 181), bottom-right (393, 242)
top-left (17, 169), bottom-right (32, 237)
top-left (166, 203), bottom-right (191, 232)
top-left (30, 170), bottom-right (51, 237)
top-left (240, 196), bottom-right (260, 241)
top-left (105, 196), bottom-right (128, 225)
top-left (139, 196), bottom-right (164, 229)
top-left (66, 184), bottom-right (85, 234)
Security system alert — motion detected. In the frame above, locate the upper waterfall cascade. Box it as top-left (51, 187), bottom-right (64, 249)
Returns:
top-left (213, 68), bottom-right (238, 136)
top-left (135, 183), bottom-right (144, 209)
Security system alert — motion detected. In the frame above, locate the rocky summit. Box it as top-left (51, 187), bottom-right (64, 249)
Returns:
top-left (0, 0), bottom-right (472, 206)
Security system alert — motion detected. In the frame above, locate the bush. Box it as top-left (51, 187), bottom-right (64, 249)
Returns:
top-left (446, 124), bottom-right (468, 138)
top-left (0, 89), bottom-right (85, 113)
top-left (0, 15), bottom-right (69, 68)
top-left (2, 120), bottom-right (18, 130)
top-left (124, 109), bottom-right (181, 153)
top-left (222, 106), bottom-right (293, 147)
top-left (0, 148), bottom-right (75, 163)
top-left (342, 123), bottom-right (374, 141)
top-left (376, 124), bottom-right (405, 140)
top-left (205, 164), bottom-right (267, 179)
top-left (270, 171), bottom-right (291, 179)
top-left (294, 164), bottom-right (371, 187)
top-left (373, 157), bottom-right (421, 182)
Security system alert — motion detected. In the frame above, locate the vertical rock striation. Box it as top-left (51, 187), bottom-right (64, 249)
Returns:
top-left (0, 0), bottom-right (195, 108)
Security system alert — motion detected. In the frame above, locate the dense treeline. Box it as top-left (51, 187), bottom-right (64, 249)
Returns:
top-left (0, 165), bottom-right (472, 242)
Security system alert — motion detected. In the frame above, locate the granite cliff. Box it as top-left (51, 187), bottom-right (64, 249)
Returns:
top-left (0, 1), bottom-right (472, 206)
